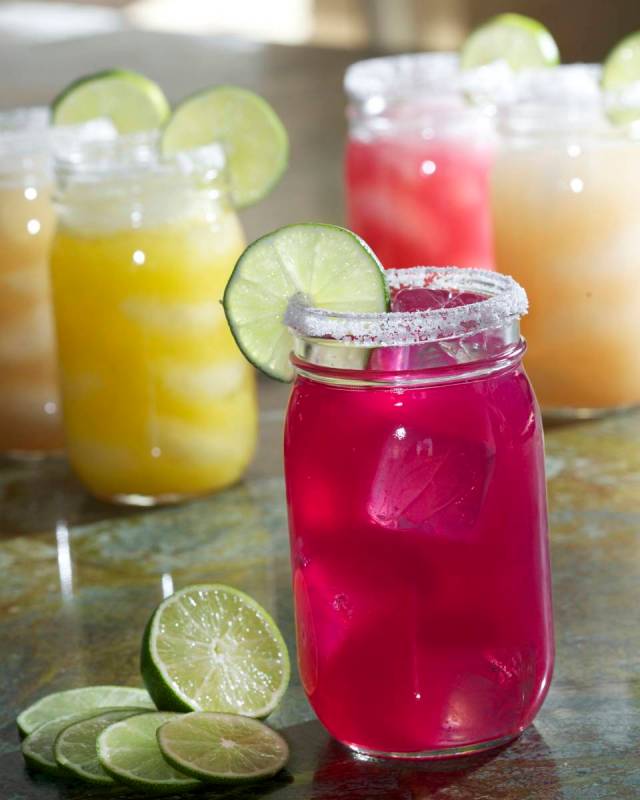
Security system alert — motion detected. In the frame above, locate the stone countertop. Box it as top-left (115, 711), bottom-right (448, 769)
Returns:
top-left (1, 29), bottom-right (639, 800)
top-left (1, 379), bottom-right (640, 800)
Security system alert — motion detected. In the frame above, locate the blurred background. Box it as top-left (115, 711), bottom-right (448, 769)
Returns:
top-left (0, 0), bottom-right (639, 59)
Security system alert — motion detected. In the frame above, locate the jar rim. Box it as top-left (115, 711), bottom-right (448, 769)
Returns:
top-left (53, 126), bottom-right (227, 184)
top-left (285, 267), bottom-right (528, 347)
top-left (0, 106), bottom-right (50, 157)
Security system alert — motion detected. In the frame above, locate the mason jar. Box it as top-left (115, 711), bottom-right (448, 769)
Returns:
top-left (491, 64), bottom-right (640, 417)
top-left (51, 133), bottom-right (257, 504)
top-left (0, 107), bottom-right (63, 456)
top-left (284, 267), bottom-right (554, 758)
top-left (344, 53), bottom-right (496, 270)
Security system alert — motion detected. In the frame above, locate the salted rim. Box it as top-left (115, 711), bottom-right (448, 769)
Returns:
top-left (344, 52), bottom-right (460, 100)
top-left (285, 267), bottom-right (528, 346)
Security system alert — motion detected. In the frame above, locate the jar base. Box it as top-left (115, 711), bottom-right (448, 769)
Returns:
top-left (345, 732), bottom-right (518, 761)
top-left (543, 402), bottom-right (639, 424)
top-left (97, 491), bottom-right (203, 508)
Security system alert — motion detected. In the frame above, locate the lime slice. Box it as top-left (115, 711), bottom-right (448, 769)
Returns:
top-left (141, 584), bottom-right (289, 718)
top-left (54, 707), bottom-right (148, 784)
top-left (52, 69), bottom-right (170, 133)
top-left (222, 223), bottom-right (389, 381)
top-left (157, 712), bottom-right (288, 783)
top-left (98, 711), bottom-right (201, 793)
top-left (160, 86), bottom-right (288, 208)
top-left (603, 32), bottom-right (640, 124)
top-left (22, 712), bottom-right (95, 776)
top-left (460, 13), bottom-right (559, 71)
top-left (17, 685), bottom-right (155, 737)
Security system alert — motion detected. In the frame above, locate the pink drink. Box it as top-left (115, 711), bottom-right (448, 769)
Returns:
top-left (344, 54), bottom-right (495, 270)
top-left (284, 269), bottom-right (553, 757)
top-left (345, 136), bottom-right (494, 269)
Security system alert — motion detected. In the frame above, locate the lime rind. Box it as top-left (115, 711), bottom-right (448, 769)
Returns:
top-left (602, 31), bottom-right (640, 125)
top-left (460, 13), bottom-right (560, 71)
top-left (157, 712), bottom-right (289, 783)
top-left (52, 69), bottom-right (170, 133)
top-left (54, 707), bottom-right (149, 784)
top-left (141, 584), bottom-right (290, 719)
top-left (97, 711), bottom-right (201, 793)
top-left (22, 712), bottom-right (98, 776)
top-left (17, 685), bottom-right (155, 737)
top-left (223, 223), bottom-right (389, 382)
top-left (161, 85), bottom-right (288, 208)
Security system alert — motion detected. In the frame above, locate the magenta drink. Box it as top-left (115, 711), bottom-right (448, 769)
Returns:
top-left (284, 268), bottom-right (553, 758)
top-left (344, 54), bottom-right (496, 270)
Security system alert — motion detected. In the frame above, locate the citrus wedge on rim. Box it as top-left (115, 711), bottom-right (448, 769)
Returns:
top-left (460, 13), bottom-right (560, 71)
top-left (161, 86), bottom-right (288, 208)
top-left (222, 223), bottom-right (389, 381)
top-left (603, 31), bottom-right (640, 124)
top-left (52, 69), bottom-right (170, 132)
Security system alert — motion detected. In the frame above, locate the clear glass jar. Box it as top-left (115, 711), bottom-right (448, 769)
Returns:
top-left (344, 53), bottom-right (496, 270)
top-left (51, 133), bottom-right (257, 505)
top-left (491, 65), bottom-right (640, 417)
top-left (284, 268), bottom-right (553, 759)
top-left (0, 107), bottom-right (63, 456)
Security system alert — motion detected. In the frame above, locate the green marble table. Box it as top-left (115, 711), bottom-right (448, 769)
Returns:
top-left (1, 379), bottom-right (639, 800)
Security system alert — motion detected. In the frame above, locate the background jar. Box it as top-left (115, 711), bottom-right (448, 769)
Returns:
top-left (344, 53), bottom-right (496, 271)
top-left (51, 133), bottom-right (257, 505)
top-left (491, 65), bottom-right (640, 418)
top-left (0, 107), bottom-right (62, 456)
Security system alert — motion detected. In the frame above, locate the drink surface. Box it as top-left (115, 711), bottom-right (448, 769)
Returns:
top-left (492, 138), bottom-right (640, 412)
top-left (345, 135), bottom-right (495, 270)
top-left (285, 288), bottom-right (553, 754)
top-left (0, 179), bottom-right (63, 453)
top-left (51, 205), bottom-right (257, 501)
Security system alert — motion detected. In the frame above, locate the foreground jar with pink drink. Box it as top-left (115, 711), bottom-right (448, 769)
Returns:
top-left (344, 54), bottom-right (496, 270)
top-left (284, 268), bottom-right (553, 758)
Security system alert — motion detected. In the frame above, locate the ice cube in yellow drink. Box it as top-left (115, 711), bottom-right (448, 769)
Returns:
top-left (50, 151), bottom-right (257, 503)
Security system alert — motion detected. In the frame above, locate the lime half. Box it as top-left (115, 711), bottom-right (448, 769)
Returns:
top-left (52, 69), bottom-right (170, 133)
top-left (603, 32), bottom-right (640, 124)
top-left (22, 713), bottom-right (93, 776)
top-left (158, 712), bottom-right (289, 783)
top-left (223, 223), bottom-right (389, 381)
top-left (98, 711), bottom-right (201, 793)
top-left (55, 707), bottom-right (148, 784)
top-left (161, 86), bottom-right (288, 208)
top-left (460, 13), bottom-right (559, 71)
top-left (17, 685), bottom-right (155, 737)
top-left (141, 584), bottom-right (289, 718)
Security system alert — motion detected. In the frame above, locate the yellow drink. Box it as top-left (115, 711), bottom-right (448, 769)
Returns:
top-left (491, 75), bottom-right (640, 417)
top-left (0, 109), bottom-right (63, 454)
top-left (51, 139), bottom-right (257, 502)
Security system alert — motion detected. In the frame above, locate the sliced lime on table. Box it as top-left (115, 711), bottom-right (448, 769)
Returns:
top-left (17, 685), bottom-right (155, 737)
top-left (98, 711), bottom-right (201, 793)
top-left (603, 32), bottom-right (640, 124)
top-left (141, 584), bottom-right (289, 718)
top-left (158, 711), bottom-right (289, 783)
top-left (55, 707), bottom-right (148, 784)
top-left (223, 223), bottom-right (389, 381)
top-left (460, 13), bottom-right (560, 70)
top-left (161, 86), bottom-right (287, 208)
top-left (22, 713), bottom-right (93, 776)
top-left (52, 69), bottom-right (170, 132)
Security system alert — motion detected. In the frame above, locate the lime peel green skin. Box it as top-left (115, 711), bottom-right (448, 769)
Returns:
top-left (460, 12), bottom-right (560, 70)
top-left (160, 85), bottom-right (289, 209)
top-left (157, 712), bottom-right (290, 784)
top-left (53, 707), bottom-right (150, 784)
top-left (222, 222), bottom-right (390, 382)
top-left (51, 68), bottom-right (170, 133)
top-left (140, 583), bottom-right (290, 718)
